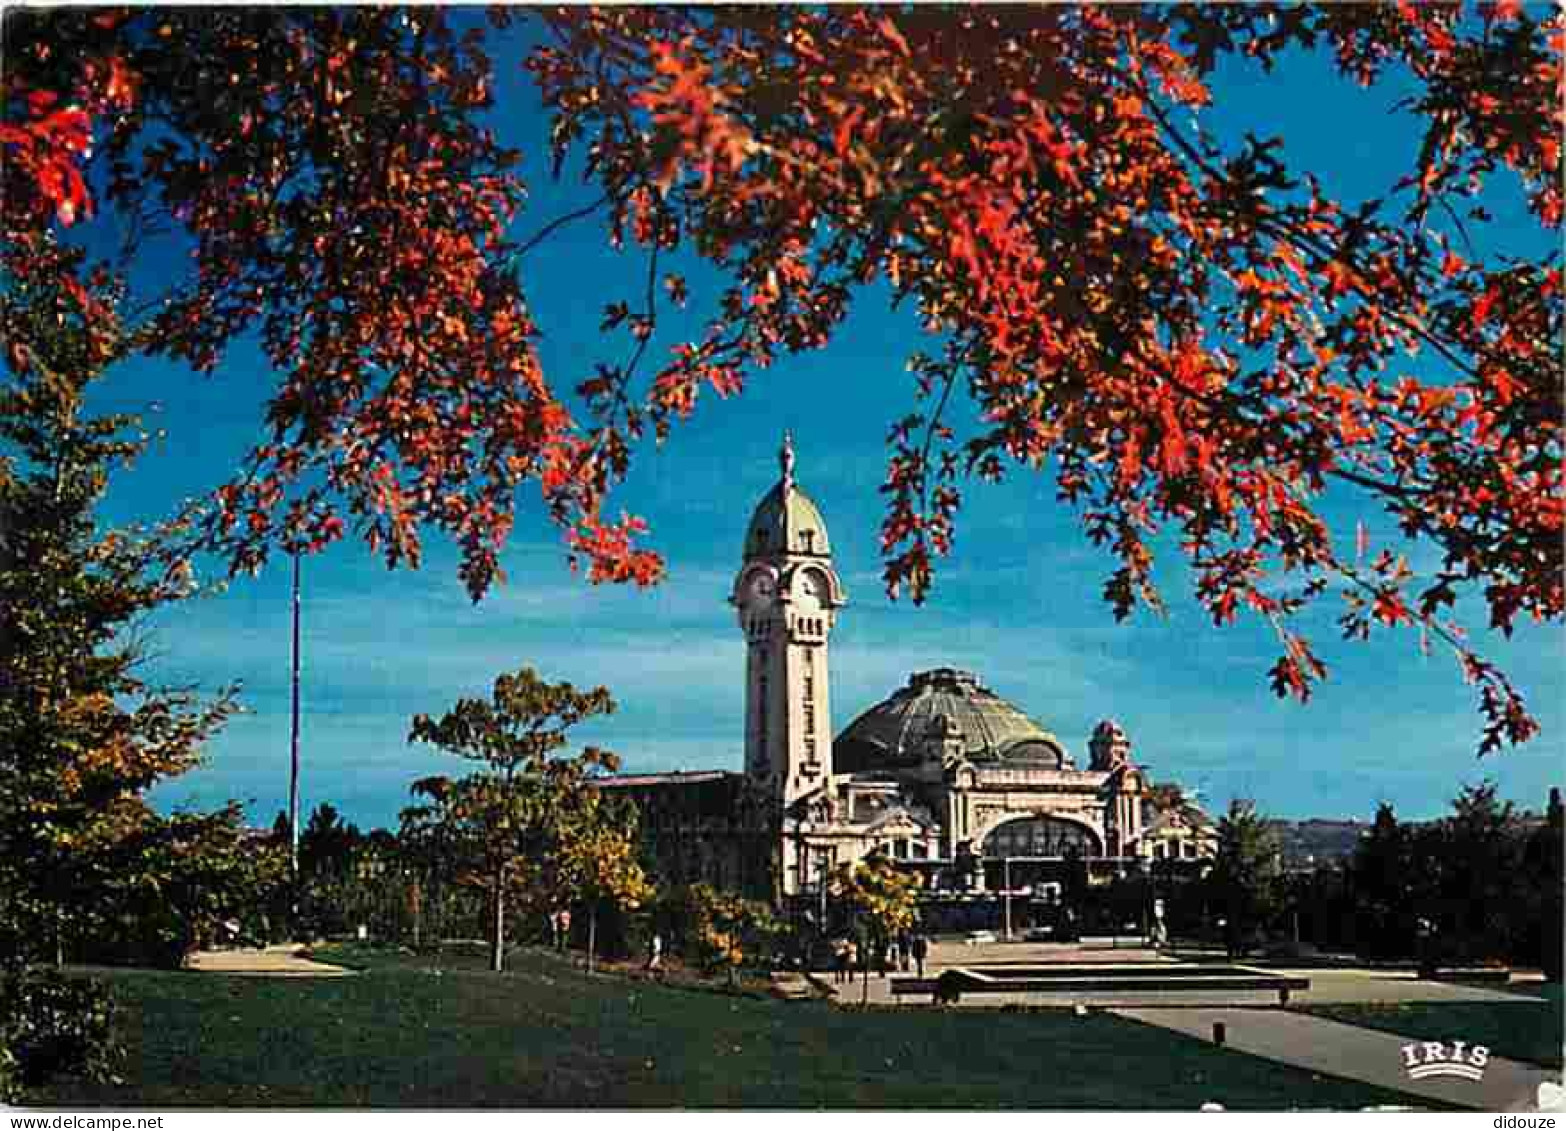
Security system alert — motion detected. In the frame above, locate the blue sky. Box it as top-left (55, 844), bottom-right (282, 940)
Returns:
top-left (73, 15), bottom-right (1560, 830)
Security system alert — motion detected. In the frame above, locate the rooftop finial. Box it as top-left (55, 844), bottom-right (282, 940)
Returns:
top-left (780, 430), bottom-right (796, 491)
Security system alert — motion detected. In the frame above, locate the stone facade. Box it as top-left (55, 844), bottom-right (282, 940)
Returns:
top-left (783, 672), bottom-right (1164, 895)
top-left (598, 770), bottom-right (778, 901)
top-left (605, 436), bottom-right (1214, 904)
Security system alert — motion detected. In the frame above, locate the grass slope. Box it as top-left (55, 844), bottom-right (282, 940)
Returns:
top-left (35, 947), bottom-right (1434, 1109)
top-left (1303, 984), bottom-right (1564, 1070)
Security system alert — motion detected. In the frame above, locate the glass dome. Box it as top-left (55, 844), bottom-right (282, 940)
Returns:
top-left (834, 668), bottom-right (1072, 773)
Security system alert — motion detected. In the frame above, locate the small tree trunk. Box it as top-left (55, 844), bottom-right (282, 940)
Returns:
top-left (861, 957), bottom-right (869, 1005)
top-left (587, 906), bottom-right (597, 973)
top-left (491, 870), bottom-right (506, 973)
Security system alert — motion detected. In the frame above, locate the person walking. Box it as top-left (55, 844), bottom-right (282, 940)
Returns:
top-left (832, 937), bottom-right (849, 984)
top-left (646, 932), bottom-right (664, 975)
top-left (1416, 916), bottom-right (1437, 979)
top-left (911, 932), bottom-right (929, 979)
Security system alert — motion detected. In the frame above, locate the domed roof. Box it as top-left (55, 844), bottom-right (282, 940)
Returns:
top-left (834, 668), bottom-right (1073, 773)
top-left (744, 482), bottom-right (832, 558)
top-left (743, 433), bottom-right (831, 559)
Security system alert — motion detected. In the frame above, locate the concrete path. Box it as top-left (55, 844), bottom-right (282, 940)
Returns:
top-left (1114, 1005), bottom-right (1562, 1112)
top-left (824, 959), bottom-right (1535, 1009)
top-left (926, 939), bottom-right (1169, 966)
top-left (187, 944), bottom-right (354, 977)
top-left (770, 971), bottom-right (817, 1000)
top-left (1277, 968), bottom-right (1551, 1005)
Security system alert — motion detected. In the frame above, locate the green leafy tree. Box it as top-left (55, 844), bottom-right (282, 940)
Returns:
top-left (406, 666), bottom-right (618, 972)
top-left (683, 884), bottom-right (779, 988)
top-left (339, 828), bottom-right (415, 944)
top-left (1425, 780), bottom-right (1523, 964)
top-left (93, 805), bottom-right (288, 967)
top-left (1210, 799), bottom-right (1283, 957)
top-left (1351, 802), bottom-right (1415, 960)
top-left (832, 856), bottom-right (919, 1004)
top-left (0, 970), bottom-right (119, 1102)
top-left (0, 260), bottom-right (237, 967)
top-left (0, 252), bottom-right (240, 1096)
top-left (1526, 789), bottom-right (1563, 981)
top-left (398, 788), bottom-right (486, 953)
top-left (557, 792), bottom-right (653, 972)
top-left (289, 802), bottom-right (391, 941)
top-left (1340, 786), bottom-right (1560, 970)
top-left (299, 802), bottom-right (363, 880)
top-left (398, 776), bottom-right (539, 968)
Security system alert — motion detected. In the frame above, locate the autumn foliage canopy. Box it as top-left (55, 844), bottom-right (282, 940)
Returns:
top-left (3, 5), bottom-right (1560, 753)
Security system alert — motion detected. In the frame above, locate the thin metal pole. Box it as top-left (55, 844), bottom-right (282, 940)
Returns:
top-left (1003, 856), bottom-right (1013, 939)
top-left (818, 853), bottom-right (827, 929)
top-left (289, 548), bottom-right (301, 880)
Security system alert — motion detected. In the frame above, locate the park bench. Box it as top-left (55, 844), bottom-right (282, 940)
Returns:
top-left (1427, 967), bottom-right (1511, 985)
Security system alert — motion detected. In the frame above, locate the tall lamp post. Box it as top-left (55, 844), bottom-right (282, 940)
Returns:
top-left (288, 548), bottom-right (302, 880)
top-left (817, 851), bottom-right (828, 934)
top-left (1002, 856), bottom-right (1013, 940)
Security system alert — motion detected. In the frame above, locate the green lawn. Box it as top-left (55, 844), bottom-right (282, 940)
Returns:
top-left (33, 947), bottom-right (1437, 1109)
top-left (1303, 984), bottom-right (1564, 1069)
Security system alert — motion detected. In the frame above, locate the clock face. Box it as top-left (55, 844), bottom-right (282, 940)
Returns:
top-left (794, 569), bottom-right (829, 612)
top-left (744, 571), bottom-right (776, 605)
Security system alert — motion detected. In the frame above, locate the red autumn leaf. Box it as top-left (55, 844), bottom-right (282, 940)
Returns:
top-left (2, 5), bottom-right (1555, 757)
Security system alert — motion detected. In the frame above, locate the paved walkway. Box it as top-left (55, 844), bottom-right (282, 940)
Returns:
top-left (824, 947), bottom-right (1535, 1008)
top-left (1114, 1005), bottom-right (1562, 1112)
top-left (823, 945), bottom-right (1560, 1108)
top-left (187, 944), bottom-right (355, 977)
top-left (927, 939), bottom-right (1171, 966)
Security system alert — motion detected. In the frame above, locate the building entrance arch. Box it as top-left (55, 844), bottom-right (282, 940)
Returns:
top-left (981, 814), bottom-right (1102, 859)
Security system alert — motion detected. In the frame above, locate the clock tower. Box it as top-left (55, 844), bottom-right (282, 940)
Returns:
top-left (731, 434), bottom-right (846, 809)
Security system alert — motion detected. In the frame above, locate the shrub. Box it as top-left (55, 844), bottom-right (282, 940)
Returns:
top-left (0, 1043), bottom-right (19, 1105)
top-left (0, 970), bottom-right (122, 1094)
top-left (934, 970), bottom-right (965, 1004)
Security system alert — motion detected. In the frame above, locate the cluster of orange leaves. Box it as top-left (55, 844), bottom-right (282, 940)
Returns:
top-left (3, 8), bottom-right (657, 605)
top-left (530, 4), bottom-right (1560, 753)
top-left (3, 6), bottom-right (1559, 753)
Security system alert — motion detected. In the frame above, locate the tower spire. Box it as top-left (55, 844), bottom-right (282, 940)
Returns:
top-left (779, 430), bottom-right (795, 492)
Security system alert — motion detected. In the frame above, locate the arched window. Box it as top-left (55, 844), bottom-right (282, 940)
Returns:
top-left (981, 816), bottom-right (1101, 858)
